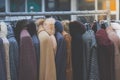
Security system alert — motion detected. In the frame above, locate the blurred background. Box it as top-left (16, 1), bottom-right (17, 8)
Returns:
top-left (0, 0), bottom-right (119, 22)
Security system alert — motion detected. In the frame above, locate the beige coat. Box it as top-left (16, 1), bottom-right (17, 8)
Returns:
top-left (43, 18), bottom-right (57, 54)
top-left (0, 22), bottom-right (11, 80)
top-left (62, 31), bottom-right (73, 80)
top-left (106, 27), bottom-right (120, 80)
top-left (38, 26), bottom-right (56, 80)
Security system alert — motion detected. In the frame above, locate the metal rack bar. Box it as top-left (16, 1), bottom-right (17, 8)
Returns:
top-left (0, 10), bottom-right (107, 16)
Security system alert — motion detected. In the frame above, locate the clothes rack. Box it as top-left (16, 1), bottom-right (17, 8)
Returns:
top-left (0, 10), bottom-right (110, 26)
top-left (0, 10), bottom-right (107, 16)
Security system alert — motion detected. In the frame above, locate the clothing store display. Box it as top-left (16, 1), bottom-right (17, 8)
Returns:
top-left (0, 18), bottom-right (119, 80)
top-left (55, 21), bottom-right (67, 80)
top-left (18, 29), bottom-right (37, 80)
top-left (38, 26), bottom-right (56, 80)
top-left (7, 25), bottom-right (19, 80)
top-left (69, 21), bottom-right (86, 80)
top-left (96, 29), bottom-right (115, 80)
top-left (0, 38), bottom-right (7, 80)
top-left (0, 22), bottom-right (11, 80)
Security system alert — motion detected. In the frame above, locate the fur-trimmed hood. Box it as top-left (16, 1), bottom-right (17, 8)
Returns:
top-left (61, 20), bottom-right (70, 33)
top-left (43, 18), bottom-right (56, 35)
top-left (0, 22), bottom-right (8, 38)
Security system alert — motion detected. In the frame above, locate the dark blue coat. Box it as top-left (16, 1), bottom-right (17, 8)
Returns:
top-left (55, 21), bottom-right (67, 80)
top-left (55, 32), bottom-right (66, 80)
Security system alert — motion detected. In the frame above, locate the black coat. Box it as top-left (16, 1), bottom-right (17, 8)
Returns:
top-left (69, 21), bottom-right (86, 80)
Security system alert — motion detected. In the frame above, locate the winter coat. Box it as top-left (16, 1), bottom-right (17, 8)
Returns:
top-left (69, 21), bottom-right (86, 80)
top-left (62, 31), bottom-right (73, 80)
top-left (18, 29), bottom-right (37, 80)
top-left (38, 27), bottom-right (56, 80)
top-left (0, 38), bottom-right (7, 80)
top-left (55, 21), bottom-right (67, 80)
top-left (96, 29), bottom-right (115, 80)
top-left (0, 22), bottom-right (11, 80)
top-left (82, 29), bottom-right (99, 80)
top-left (7, 25), bottom-right (19, 80)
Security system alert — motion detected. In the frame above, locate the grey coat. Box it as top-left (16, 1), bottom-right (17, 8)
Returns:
top-left (82, 30), bottom-right (99, 80)
top-left (7, 25), bottom-right (19, 80)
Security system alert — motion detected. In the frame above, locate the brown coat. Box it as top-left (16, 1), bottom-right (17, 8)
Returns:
top-left (62, 31), bottom-right (73, 80)
top-left (38, 28), bottom-right (56, 80)
top-left (107, 26), bottom-right (120, 80)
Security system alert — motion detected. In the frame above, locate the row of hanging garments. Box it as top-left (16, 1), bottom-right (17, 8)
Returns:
top-left (0, 18), bottom-right (72, 80)
top-left (0, 17), bottom-right (118, 80)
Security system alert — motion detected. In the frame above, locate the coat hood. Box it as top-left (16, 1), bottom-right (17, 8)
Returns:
top-left (0, 22), bottom-right (8, 38)
top-left (111, 23), bottom-right (120, 30)
top-left (35, 19), bottom-right (45, 27)
top-left (55, 20), bottom-right (63, 33)
top-left (15, 19), bottom-right (37, 44)
top-left (96, 29), bottom-right (113, 46)
top-left (35, 18), bottom-right (45, 31)
top-left (61, 20), bottom-right (70, 33)
top-left (35, 19), bottom-right (45, 34)
top-left (69, 21), bottom-right (86, 36)
top-left (43, 18), bottom-right (56, 35)
top-left (27, 20), bottom-right (37, 36)
top-left (15, 19), bottom-right (29, 44)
